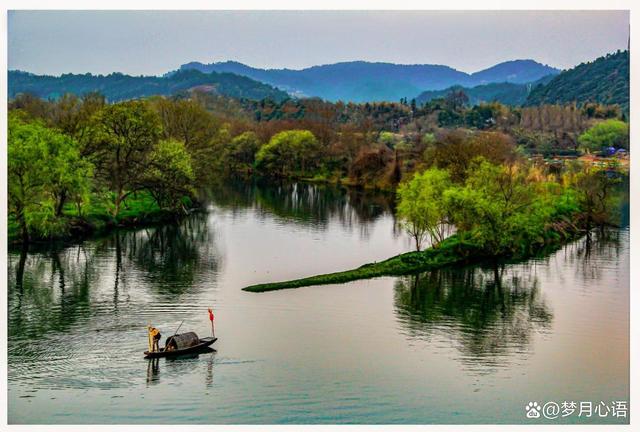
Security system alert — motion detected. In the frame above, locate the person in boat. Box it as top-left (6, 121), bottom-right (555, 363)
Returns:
top-left (147, 325), bottom-right (162, 353)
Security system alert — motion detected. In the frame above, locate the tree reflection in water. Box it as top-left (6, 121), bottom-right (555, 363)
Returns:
top-left (561, 228), bottom-right (625, 283)
top-left (113, 212), bottom-right (217, 297)
top-left (394, 265), bottom-right (553, 370)
top-left (203, 178), bottom-right (398, 240)
top-left (8, 212), bottom-right (218, 341)
top-left (393, 227), bottom-right (625, 370)
top-left (8, 244), bottom-right (95, 340)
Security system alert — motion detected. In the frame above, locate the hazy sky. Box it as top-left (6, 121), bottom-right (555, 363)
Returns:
top-left (8, 10), bottom-right (629, 76)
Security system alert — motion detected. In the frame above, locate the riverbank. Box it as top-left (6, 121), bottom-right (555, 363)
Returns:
top-left (8, 191), bottom-right (198, 247)
top-left (242, 222), bottom-right (587, 293)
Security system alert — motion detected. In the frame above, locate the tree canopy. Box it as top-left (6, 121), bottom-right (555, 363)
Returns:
top-left (256, 130), bottom-right (321, 177)
top-left (8, 113), bottom-right (92, 241)
top-left (397, 168), bottom-right (452, 251)
top-left (578, 119), bottom-right (629, 153)
top-left (87, 100), bottom-right (162, 216)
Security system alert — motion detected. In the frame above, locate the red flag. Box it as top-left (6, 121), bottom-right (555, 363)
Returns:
top-left (208, 308), bottom-right (214, 322)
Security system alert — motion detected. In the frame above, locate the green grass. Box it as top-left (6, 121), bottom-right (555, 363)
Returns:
top-left (62, 191), bottom-right (161, 221)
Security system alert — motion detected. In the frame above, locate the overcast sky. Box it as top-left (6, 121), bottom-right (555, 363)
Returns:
top-left (8, 10), bottom-right (629, 76)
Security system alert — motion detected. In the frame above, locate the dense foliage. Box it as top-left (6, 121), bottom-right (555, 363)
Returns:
top-left (416, 75), bottom-right (556, 107)
top-left (9, 88), bottom-right (627, 201)
top-left (8, 113), bottom-right (92, 242)
top-left (398, 157), bottom-right (621, 255)
top-left (578, 119), bottom-right (629, 153)
top-left (8, 99), bottom-right (199, 243)
top-left (255, 130), bottom-right (322, 177)
top-left (8, 51), bottom-right (628, 245)
top-left (526, 50), bottom-right (629, 114)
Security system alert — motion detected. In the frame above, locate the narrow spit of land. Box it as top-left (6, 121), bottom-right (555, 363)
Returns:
top-left (242, 230), bottom-right (582, 293)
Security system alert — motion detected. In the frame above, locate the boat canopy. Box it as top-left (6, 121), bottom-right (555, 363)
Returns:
top-left (165, 332), bottom-right (200, 350)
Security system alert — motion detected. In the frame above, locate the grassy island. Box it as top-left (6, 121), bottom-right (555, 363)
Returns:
top-left (242, 227), bottom-right (585, 293)
top-left (244, 157), bottom-right (623, 293)
top-left (243, 235), bottom-right (475, 292)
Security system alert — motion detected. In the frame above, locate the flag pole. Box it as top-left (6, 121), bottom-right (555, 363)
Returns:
top-left (208, 308), bottom-right (215, 338)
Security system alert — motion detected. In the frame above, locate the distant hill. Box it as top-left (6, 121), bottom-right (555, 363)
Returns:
top-left (469, 60), bottom-right (559, 85)
top-left (180, 59), bottom-right (559, 102)
top-left (525, 50), bottom-right (629, 112)
top-left (8, 69), bottom-right (290, 102)
top-left (415, 75), bottom-right (556, 106)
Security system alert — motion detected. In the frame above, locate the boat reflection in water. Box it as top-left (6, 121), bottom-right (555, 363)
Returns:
top-left (146, 348), bottom-right (216, 386)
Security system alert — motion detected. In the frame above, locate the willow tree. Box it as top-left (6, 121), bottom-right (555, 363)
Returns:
top-left (443, 159), bottom-right (549, 256)
top-left (8, 113), bottom-right (92, 242)
top-left (396, 168), bottom-right (452, 251)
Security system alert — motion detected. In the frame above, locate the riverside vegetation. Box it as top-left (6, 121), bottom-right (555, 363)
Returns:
top-left (243, 156), bottom-right (624, 292)
top-left (8, 51), bottom-right (629, 255)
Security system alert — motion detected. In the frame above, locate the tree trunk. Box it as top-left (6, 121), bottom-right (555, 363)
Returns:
top-left (55, 190), bottom-right (67, 217)
top-left (16, 245), bottom-right (28, 291)
top-left (492, 261), bottom-right (502, 290)
top-left (18, 209), bottom-right (29, 245)
top-left (113, 191), bottom-right (123, 218)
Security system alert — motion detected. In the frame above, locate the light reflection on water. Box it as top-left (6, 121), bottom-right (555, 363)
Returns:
top-left (7, 180), bottom-right (629, 424)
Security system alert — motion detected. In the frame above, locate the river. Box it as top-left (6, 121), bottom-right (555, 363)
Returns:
top-left (7, 180), bottom-right (630, 424)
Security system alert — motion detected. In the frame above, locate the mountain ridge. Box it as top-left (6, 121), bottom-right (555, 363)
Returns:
top-left (8, 58), bottom-right (570, 105)
top-left (179, 59), bottom-right (559, 102)
top-left (8, 68), bottom-right (290, 102)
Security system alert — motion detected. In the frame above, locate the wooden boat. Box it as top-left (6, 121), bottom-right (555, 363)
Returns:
top-left (144, 331), bottom-right (217, 359)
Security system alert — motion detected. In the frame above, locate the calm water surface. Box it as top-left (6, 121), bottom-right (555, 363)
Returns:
top-left (7, 181), bottom-right (629, 424)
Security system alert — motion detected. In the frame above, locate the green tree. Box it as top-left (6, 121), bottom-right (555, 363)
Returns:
top-left (151, 97), bottom-right (225, 180)
top-left (564, 165), bottom-right (620, 229)
top-left (141, 139), bottom-right (195, 212)
top-left (47, 135), bottom-right (93, 217)
top-left (396, 168), bottom-right (452, 251)
top-left (256, 130), bottom-right (321, 177)
top-left (87, 100), bottom-right (161, 216)
top-left (226, 131), bottom-right (261, 174)
top-left (8, 113), bottom-right (92, 242)
top-left (578, 119), bottom-right (629, 153)
top-left (444, 159), bottom-right (535, 255)
top-left (444, 158), bottom-right (581, 256)
top-left (57, 92), bottom-right (106, 145)
top-left (378, 131), bottom-right (401, 149)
